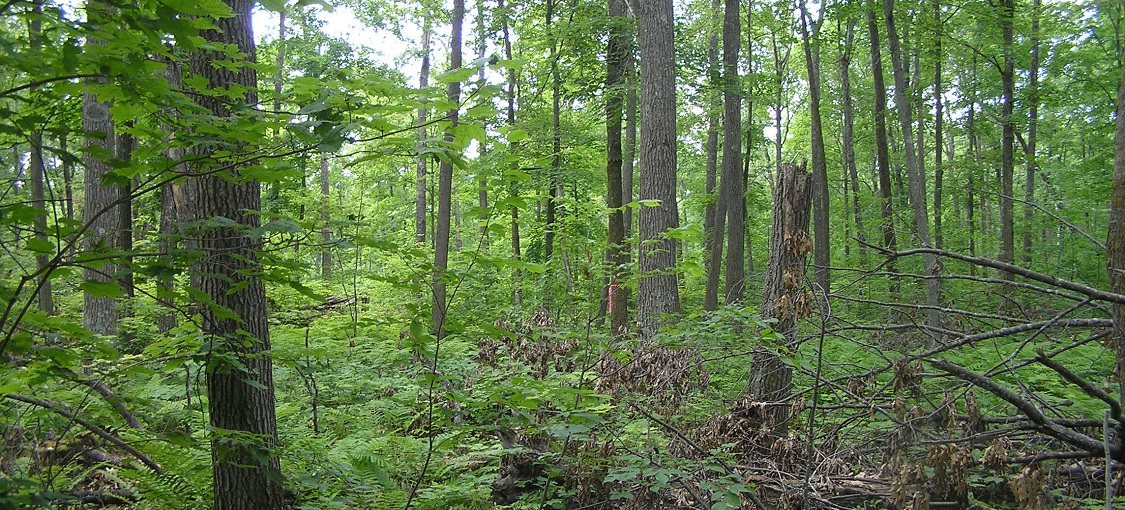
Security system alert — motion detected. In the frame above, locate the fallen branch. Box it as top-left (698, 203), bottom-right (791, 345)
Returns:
top-left (928, 359), bottom-right (1117, 460)
top-left (882, 248), bottom-right (1125, 305)
top-left (1035, 350), bottom-right (1122, 421)
top-left (5, 394), bottom-right (162, 473)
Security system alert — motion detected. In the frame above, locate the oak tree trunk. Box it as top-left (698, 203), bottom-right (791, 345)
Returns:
top-left (721, 0), bottom-right (745, 304)
top-left (1108, 0), bottom-right (1125, 393)
top-left (187, 1), bottom-right (285, 507)
top-left (637, 0), bottom-right (681, 338)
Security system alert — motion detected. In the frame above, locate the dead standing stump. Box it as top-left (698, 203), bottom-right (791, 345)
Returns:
top-left (749, 162), bottom-right (813, 437)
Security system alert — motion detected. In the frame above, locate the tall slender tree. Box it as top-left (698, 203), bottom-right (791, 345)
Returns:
top-left (28, 0), bottom-right (52, 314)
top-left (932, 0), bottom-right (945, 250)
top-left (703, 0), bottom-right (722, 312)
top-left (840, 15), bottom-right (866, 265)
top-left (868, 2), bottom-right (896, 287)
top-left (721, 0), bottom-right (744, 303)
top-left (884, 0), bottom-right (942, 338)
top-left (606, 0), bottom-right (629, 335)
top-left (433, 0), bottom-right (465, 339)
top-left (415, 14), bottom-right (432, 246)
top-left (998, 0), bottom-right (1016, 280)
top-left (1023, 0), bottom-right (1041, 264)
top-left (799, 0), bottom-right (829, 295)
top-left (1108, 0), bottom-right (1125, 394)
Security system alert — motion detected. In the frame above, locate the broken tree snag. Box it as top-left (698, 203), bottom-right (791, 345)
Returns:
top-left (749, 162), bottom-right (812, 436)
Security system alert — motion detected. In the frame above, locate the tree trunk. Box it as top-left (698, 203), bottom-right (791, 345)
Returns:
top-left (82, 1), bottom-right (119, 337)
top-left (841, 17), bottom-right (866, 266)
top-left (115, 124), bottom-right (135, 348)
top-left (545, 0), bottom-right (562, 261)
top-left (800, 1), bottom-right (829, 296)
top-left (623, 52), bottom-right (638, 243)
top-left (721, 0), bottom-right (745, 304)
top-left (187, 1), bottom-right (285, 507)
top-left (28, 0), bottom-right (52, 315)
top-left (637, 0), bottom-right (681, 338)
top-left (1108, 0), bottom-right (1125, 393)
top-left (606, 0), bottom-right (629, 336)
top-left (266, 10), bottom-right (285, 206)
top-left (868, 2), bottom-right (896, 287)
top-left (415, 16), bottom-right (431, 246)
top-left (500, 0), bottom-right (522, 305)
top-left (434, 0), bottom-right (464, 340)
top-left (966, 65), bottom-right (978, 267)
top-left (319, 153), bottom-right (332, 276)
top-left (477, 0), bottom-right (489, 242)
top-left (703, 0), bottom-right (722, 312)
top-left (750, 162), bottom-right (811, 436)
top-left (999, 0), bottom-right (1016, 280)
top-left (884, 0), bottom-right (943, 339)
top-left (157, 62), bottom-right (185, 334)
top-left (1024, 0), bottom-right (1041, 265)
top-left (932, 0), bottom-right (944, 250)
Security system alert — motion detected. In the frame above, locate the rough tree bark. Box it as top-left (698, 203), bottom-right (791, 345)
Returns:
top-left (82, 0), bottom-right (119, 336)
top-left (28, 0), bottom-right (52, 314)
top-left (750, 162), bottom-right (811, 436)
top-left (433, 0), bottom-right (464, 340)
top-left (606, 0), bottom-right (629, 336)
top-left (721, 0), bottom-right (745, 304)
top-left (637, 0), bottom-right (681, 338)
top-left (187, 1), bottom-right (285, 507)
top-left (1109, 0), bottom-right (1125, 395)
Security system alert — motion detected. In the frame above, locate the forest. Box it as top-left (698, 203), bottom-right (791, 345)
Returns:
top-left (1, 0), bottom-right (1124, 508)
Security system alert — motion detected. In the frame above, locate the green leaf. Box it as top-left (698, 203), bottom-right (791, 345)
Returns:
top-left (295, 0), bottom-right (333, 10)
top-left (257, 0), bottom-right (287, 12)
top-left (25, 237), bottom-right (54, 254)
top-left (79, 280), bottom-right (123, 299)
top-left (436, 67), bottom-right (476, 84)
